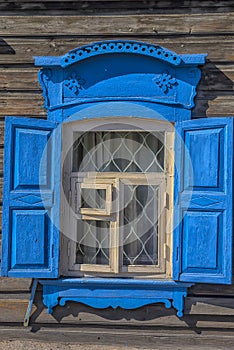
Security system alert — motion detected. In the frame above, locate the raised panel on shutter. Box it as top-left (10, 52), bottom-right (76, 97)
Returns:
top-left (173, 117), bottom-right (233, 284)
top-left (1, 117), bottom-right (60, 278)
top-left (11, 209), bottom-right (49, 269)
top-left (13, 128), bottom-right (52, 190)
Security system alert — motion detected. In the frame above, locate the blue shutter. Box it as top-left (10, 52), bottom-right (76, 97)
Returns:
top-left (173, 118), bottom-right (233, 284)
top-left (1, 117), bottom-right (61, 278)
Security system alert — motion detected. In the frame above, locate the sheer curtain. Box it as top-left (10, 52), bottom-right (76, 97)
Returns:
top-left (73, 131), bottom-right (164, 173)
top-left (73, 131), bottom-right (164, 266)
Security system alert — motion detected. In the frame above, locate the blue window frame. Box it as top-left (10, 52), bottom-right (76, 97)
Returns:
top-left (1, 40), bottom-right (233, 316)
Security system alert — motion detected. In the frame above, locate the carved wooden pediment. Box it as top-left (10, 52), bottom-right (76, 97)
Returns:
top-left (35, 40), bottom-right (206, 119)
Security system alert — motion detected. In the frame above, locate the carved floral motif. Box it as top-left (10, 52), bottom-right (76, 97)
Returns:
top-left (154, 73), bottom-right (177, 94)
top-left (64, 72), bottom-right (86, 95)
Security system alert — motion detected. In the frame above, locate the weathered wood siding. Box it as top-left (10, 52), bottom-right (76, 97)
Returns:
top-left (0, 1), bottom-right (233, 325)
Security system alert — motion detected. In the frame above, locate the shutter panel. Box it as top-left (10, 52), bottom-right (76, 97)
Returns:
top-left (1, 117), bottom-right (61, 278)
top-left (173, 118), bottom-right (233, 284)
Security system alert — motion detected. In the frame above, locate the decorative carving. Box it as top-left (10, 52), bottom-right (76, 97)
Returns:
top-left (11, 193), bottom-right (53, 207)
top-left (61, 41), bottom-right (181, 68)
top-left (191, 195), bottom-right (220, 207)
top-left (59, 297), bottom-right (172, 310)
top-left (64, 72), bottom-right (86, 96)
top-left (172, 291), bottom-right (187, 317)
top-left (15, 194), bottom-right (43, 205)
top-left (39, 279), bottom-right (193, 317)
top-left (38, 68), bottom-right (52, 108)
top-left (42, 285), bottom-right (59, 315)
top-left (35, 40), bottom-right (206, 113)
top-left (154, 73), bottom-right (177, 94)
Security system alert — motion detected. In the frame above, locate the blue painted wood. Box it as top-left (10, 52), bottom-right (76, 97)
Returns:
top-left (23, 279), bottom-right (38, 327)
top-left (9, 192), bottom-right (53, 207)
top-left (62, 101), bottom-right (191, 124)
top-left (11, 210), bottom-right (48, 268)
top-left (59, 297), bottom-right (172, 310)
top-left (40, 279), bottom-right (193, 317)
top-left (61, 56), bottom-right (200, 109)
top-left (172, 290), bottom-right (187, 318)
top-left (34, 40), bottom-right (205, 121)
top-left (173, 117), bottom-right (233, 284)
top-left (182, 211), bottom-right (221, 270)
top-left (43, 284), bottom-right (59, 314)
top-left (1, 117), bottom-right (60, 278)
top-left (184, 127), bottom-right (224, 191)
top-left (14, 128), bottom-right (51, 189)
top-left (181, 193), bottom-right (226, 210)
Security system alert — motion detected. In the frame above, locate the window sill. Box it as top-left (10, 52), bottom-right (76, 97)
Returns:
top-left (39, 278), bottom-right (194, 317)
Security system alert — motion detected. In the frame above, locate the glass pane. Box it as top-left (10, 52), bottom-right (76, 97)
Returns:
top-left (81, 188), bottom-right (106, 210)
top-left (122, 184), bottom-right (159, 266)
top-left (76, 220), bottom-right (110, 265)
top-left (73, 131), bottom-right (164, 173)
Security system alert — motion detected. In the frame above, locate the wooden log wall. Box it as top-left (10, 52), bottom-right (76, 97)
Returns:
top-left (0, 1), bottom-right (233, 327)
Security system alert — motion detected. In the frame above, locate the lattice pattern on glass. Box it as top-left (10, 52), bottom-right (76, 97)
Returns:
top-left (76, 220), bottom-right (110, 265)
top-left (73, 131), bottom-right (164, 173)
top-left (122, 184), bottom-right (159, 266)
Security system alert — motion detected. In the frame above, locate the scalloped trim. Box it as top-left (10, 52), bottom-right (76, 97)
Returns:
top-left (40, 279), bottom-right (193, 317)
top-left (61, 40), bottom-right (181, 67)
top-left (59, 297), bottom-right (172, 310)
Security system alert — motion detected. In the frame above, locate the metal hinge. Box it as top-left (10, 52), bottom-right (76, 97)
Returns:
top-left (164, 192), bottom-right (169, 209)
top-left (67, 241), bottom-right (71, 257)
top-left (164, 243), bottom-right (170, 260)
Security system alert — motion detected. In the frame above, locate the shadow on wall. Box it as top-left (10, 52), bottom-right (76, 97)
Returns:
top-left (29, 296), bottom-right (234, 335)
top-left (0, 39), bottom-right (15, 55)
top-left (192, 60), bottom-right (234, 118)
